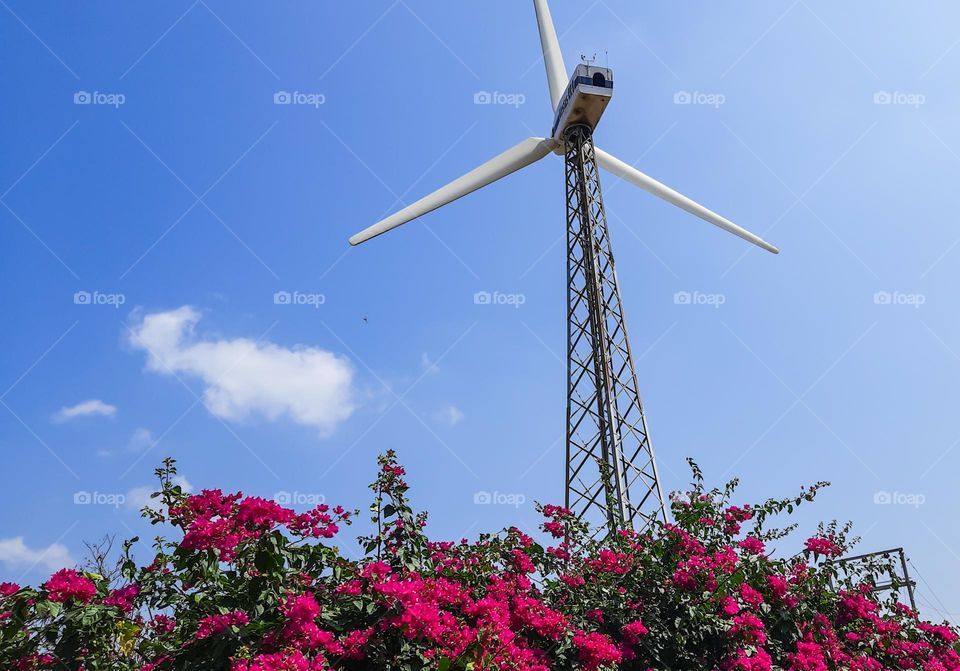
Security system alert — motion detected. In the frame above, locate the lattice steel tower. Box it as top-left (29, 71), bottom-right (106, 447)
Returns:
top-left (564, 124), bottom-right (665, 532)
top-left (349, 0), bottom-right (779, 533)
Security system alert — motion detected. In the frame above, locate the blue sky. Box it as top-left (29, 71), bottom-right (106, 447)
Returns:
top-left (1, 0), bottom-right (958, 624)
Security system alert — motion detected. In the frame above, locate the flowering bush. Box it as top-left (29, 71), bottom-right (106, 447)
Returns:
top-left (1, 453), bottom-right (956, 670)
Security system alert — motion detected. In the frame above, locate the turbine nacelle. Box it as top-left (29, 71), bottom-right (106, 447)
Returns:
top-left (551, 64), bottom-right (614, 141)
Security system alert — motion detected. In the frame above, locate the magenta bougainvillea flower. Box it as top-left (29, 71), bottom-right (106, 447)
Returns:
top-left (42, 569), bottom-right (97, 604)
top-left (0, 453), bottom-right (956, 671)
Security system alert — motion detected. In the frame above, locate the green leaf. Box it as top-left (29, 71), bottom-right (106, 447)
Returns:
top-left (35, 600), bottom-right (62, 619)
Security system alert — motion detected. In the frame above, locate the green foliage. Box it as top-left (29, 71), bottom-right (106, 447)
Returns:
top-left (0, 454), bottom-right (955, 671)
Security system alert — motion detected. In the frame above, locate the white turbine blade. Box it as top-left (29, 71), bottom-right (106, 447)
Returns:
top-left (595, 148), bottom-right (779, 254)
top-left (350, 137), bottom-right (558, 246)
top-left (533, 0), bottom-right (568, 110)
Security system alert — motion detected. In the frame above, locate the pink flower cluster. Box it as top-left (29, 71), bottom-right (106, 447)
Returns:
top-left (572, 631), bottom-right (621, 671)
top-left (42, 569), bottom-right (96, 604)
top-left (196, 611), bottom-right (250, 640)
top-left (804, 535), bottom-right (844, 557)
top-left (101, 583), bottom-right (140, 613)
top-left (170, 489), bottom-right (345, 561)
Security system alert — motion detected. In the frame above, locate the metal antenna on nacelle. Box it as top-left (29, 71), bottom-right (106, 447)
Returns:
top-left (349, 0), bottom-right (779, 535)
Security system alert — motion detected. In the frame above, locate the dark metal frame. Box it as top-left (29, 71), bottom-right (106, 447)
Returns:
top-left (828, 547), bottom-right (917, 610)
top-left (564, 123), bottom-right (666, 534)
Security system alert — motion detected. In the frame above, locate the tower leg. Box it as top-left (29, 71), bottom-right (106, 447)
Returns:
top-left (564, 124), bottom-right (667, 535)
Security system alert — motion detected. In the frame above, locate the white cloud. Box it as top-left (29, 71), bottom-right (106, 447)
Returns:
top-left (125, 475), bottom-right (192, 512)
top-left (127, 428), bottom-right (156, 452)
top-left (0, 537), bottom-right (74, 573)
top-left (53, 399), bottom-right (117, 423)
top-left (124, 486), bottom-right (153, 511)
top-left (127, 307), bottom-right (355, 435)
top-left (421, 352), bottom-right (440, 375)
top-left (95, 428), bottom-right (157, 459)
top-left (437, 405), bottom-right (465, 426)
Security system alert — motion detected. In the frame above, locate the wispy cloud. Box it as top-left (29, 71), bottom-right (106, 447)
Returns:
top-left (127, 307), bottom-right (355, 435)
top-left (436, 405), bottom-right (465, 426)
top-left (0, 537), bottom-right (74, 573)
top-left (421, 352), bottom-right (440, 375)
top-left (52, 399), bottom-right (117, 423)
top-left (125, 475), bottom-right (193, 512)
top-left (126, 428), bottom-right (156, 452)
top-left (95, 428), bottom-right (157, 459)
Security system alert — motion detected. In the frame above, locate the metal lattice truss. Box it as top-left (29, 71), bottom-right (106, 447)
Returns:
top-left (564, 124), bottom-right (666, 534)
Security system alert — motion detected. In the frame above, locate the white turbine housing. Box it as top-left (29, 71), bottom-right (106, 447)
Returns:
top-left (552, 64), bottom-right (614, 141)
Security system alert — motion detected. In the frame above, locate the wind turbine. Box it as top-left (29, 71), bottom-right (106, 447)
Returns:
top-left (349, 0), bottom-right (778, 534)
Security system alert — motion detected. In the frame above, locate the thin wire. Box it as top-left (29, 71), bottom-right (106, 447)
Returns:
top-left (908, 558), bottom-right (957, 625)
top-left (915, 592), bottom-right (953, 624)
